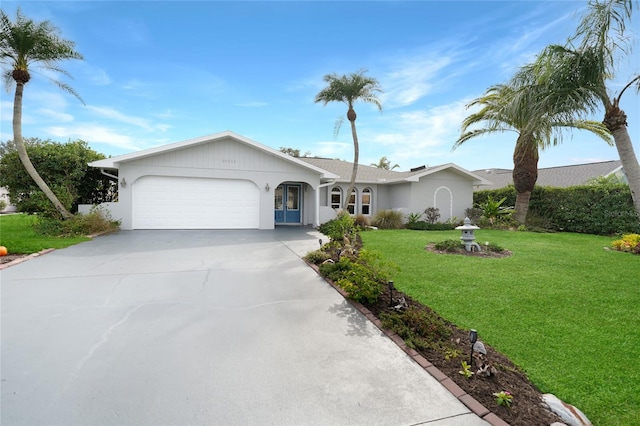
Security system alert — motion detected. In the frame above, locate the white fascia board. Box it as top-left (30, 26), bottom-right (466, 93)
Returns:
top-left (88, 131), bottom-right (338, 179)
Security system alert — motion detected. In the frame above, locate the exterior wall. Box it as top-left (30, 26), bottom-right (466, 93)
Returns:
top-left (387, 183), bottom-right (412, 213)
top-left (92, 137), bottom-right (322, 230)
top-left (407, 169), bottom-right (474, 221)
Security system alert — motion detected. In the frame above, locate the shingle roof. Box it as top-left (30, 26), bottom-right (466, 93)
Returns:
top-left (300, 157), bottom-right (419, 182)
top-left (473, 160), bottom-right (623, 190)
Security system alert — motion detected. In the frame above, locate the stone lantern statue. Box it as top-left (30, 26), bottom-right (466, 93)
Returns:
top-left (455, 217), bottom-right (481, 252)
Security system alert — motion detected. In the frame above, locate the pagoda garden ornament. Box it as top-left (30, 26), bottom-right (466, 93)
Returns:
top-left (455, 217), bottom-right (481, 252)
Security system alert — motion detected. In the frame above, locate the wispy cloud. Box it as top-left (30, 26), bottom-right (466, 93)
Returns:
top-left (382, 55), bottom-right (453, 108)
top-left (45, 124), bottom-right (140, 151)
top-left (86, 105), bottom-right (163, 132)
top-left (312, 141), bottom-right (351, 159)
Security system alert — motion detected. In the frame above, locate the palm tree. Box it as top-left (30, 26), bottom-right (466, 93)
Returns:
top-left (0, 9), bottom-right (83, 219)
top-left (315, 69), bottom-right (382, 210)
top-left (532, 0), bottom-right (640, 218)
top-left (371, 156), bottom-right (399, 170)
top-left (454, 75), bottom-right (611, 224)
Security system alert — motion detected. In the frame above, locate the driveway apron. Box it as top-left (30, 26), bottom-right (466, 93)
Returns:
top-left (1, 229), bottom-right (487, 425)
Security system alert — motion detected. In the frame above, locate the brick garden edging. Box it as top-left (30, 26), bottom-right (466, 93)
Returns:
top-left (309, 263), bottom-right (509, 426)
top-left (0, 248), bottom-right (56, 270)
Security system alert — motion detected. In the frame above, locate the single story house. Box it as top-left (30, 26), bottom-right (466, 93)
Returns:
top-left (83, 131), bottom-right (490, 230)
top-left (473, 160), bottom-right (625, 191)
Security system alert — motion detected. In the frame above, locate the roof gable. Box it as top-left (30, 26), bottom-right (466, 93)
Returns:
top-left (89, 131), bottom-right (337, 179)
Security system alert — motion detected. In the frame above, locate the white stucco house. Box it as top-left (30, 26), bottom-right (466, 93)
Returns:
top-left (82, 131), bottom-right (490, 230)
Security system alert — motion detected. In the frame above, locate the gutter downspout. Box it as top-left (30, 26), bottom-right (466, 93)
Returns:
top-left (315, 179), bottom-right (337, 227)
top-left (99, 168), bottom-right (118, 180)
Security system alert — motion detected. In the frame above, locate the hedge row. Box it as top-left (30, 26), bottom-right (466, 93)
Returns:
top-left (474, 184), bottom-right (640, 235)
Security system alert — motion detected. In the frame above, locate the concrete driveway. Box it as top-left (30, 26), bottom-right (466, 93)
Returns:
top-left (1, 228), bottom-right (487, 425)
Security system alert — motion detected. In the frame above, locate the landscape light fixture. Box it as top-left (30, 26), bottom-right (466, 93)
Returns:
top-left (265, 183), bottom-right (270, 192)
top-left (469, 329), bottom-right (478, 366)
top-left (120, 178), bottom-right (126, 187)
top-left (388, 281), bottom-right (394, 307)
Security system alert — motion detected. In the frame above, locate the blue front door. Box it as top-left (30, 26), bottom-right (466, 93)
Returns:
top-left (275, 184), bottom-right (302, 224)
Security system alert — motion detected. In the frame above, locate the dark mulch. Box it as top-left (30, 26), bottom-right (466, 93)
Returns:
top-left (362, 289), bottom-right (562, 426)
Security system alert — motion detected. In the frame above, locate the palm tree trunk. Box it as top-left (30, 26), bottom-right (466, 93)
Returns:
top-left (512, 133), bottom-right (539, 224)
top-left (604, 104), bottom-right (640, 219)
top-left (13, 81), bottom-right (73, 219)
top-left (343, 108), bottom-right (359, 212)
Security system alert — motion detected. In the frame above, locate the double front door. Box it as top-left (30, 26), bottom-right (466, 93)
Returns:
top-left (274, 184), bottom-right (302, 224)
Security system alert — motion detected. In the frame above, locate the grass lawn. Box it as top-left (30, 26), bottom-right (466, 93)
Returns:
top-left (361, 229), bottom-right (639, 426)
top-left (0, 214), bottom-right (90, 254)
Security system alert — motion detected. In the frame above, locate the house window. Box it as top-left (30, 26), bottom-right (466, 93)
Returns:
top-left (347, 188), bottom-right (357, 215)
top-left (361, 188), bottom-right (372, 215)
top-left (330, 187), bottom-right (342, 210)
top-left (275, 185), bottom-right (284, 210)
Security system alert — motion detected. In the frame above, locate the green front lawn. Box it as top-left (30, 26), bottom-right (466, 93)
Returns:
top-left (361, 229), bottom-right (639, 426)
top-left (0, 214), bottom-right (90, 254)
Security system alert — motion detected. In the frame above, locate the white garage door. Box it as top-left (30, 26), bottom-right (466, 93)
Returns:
top-left (133, 176), bottom-right (260, 229)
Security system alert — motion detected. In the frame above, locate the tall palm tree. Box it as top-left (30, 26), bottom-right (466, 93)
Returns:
top-left (454, 75), bottom-right (611, 224)
top-left (0, 9), bottom-right (83, 219)
top-left (533, 0), bottom-right (640, 218)
top-left (315, 69), bottom-right (382, 210)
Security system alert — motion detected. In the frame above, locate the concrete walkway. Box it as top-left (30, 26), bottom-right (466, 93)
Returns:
top-left (1, 228), bottom-right (488, 425)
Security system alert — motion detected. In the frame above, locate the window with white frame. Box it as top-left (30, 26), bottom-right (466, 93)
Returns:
top-left (361, 188), bottom-right (372, 215)
top-left (330, 187), bottom-right (342, 210)
top-left (347, 188), bottom-right (357, 215)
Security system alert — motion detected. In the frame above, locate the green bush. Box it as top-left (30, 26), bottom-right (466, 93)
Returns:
top-left (373, 209), bottom-right (404, 229)
top-left (33, 207), bottom-right (119, 237)
top-left (354, 214), bottom-right (370, 228)
top-left (406, 222), bottom-right (457, 231)
top-left (434, 239), bottom-right (463, 252)
top-left (303, 249), bottom-right (332, 264)
top-left (423, 207), bottom-right (440, 224)
top-left (319, 212), bottom-right (358, 241)
top-left (318, 249), bottom-right (397, 303)
top-left (380, 306), bottom-right (451, 351)
top-left (405, 212), bottom-right (423, 226)
top-left (475, 185), bottom-right (640, 235)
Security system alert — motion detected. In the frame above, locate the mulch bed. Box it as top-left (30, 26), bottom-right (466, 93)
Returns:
top-left (362, 290), bottom-right (562, 425)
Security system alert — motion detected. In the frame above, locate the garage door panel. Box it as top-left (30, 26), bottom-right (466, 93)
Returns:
top-left (133, 176), bottom-right (260, 229)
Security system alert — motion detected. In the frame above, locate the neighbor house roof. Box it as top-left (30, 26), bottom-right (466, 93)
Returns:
top-left (473, 160), bottom-right (623, 190)
top-left (301, 157), bottom-right (491, 185)
top-left (89, 131), bottom-right (339, 180)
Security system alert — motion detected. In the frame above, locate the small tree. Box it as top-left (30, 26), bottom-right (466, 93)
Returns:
top-left (424, 207), bottom-right (441, 224)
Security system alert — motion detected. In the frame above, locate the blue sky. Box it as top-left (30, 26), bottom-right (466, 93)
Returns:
top-left (1, 0), bottom-right (638, 172)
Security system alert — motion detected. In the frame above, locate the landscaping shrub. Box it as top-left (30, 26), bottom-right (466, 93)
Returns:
top-left (424, 207), bottom-right (441, 224)
top-left (318, 212), bottom-right (357, 241)
top-left (354, 214), bottom-right (370, 228)
top-left (404, 212), bottom-right (423, 227)
top-left (373, 209), bottom-right (404, 229)
top-left (380, 306), bottom-right (451, 351)
top-left (318, 250), bottom-right (393, 303)
top-left (33, 207), bottom-right (119, 237)
top-left (405, 221), bottom-right (457, 231)
top-left (303, 249), bottom-right (332, 264)
top-left (475, 185), bottom-right (640, 235)
top-left (611, 234), bottom-right (640, 254)
top-left (434, 239), bottom-right (463, 252)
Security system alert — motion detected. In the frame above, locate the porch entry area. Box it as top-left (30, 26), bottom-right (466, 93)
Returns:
top-left (275, 183), bottom-right (302, 224)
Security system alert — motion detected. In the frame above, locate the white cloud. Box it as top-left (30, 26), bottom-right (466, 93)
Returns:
top-left (313, 141), bottom-right (351, 158)
top-left (45, 125), bottom-right (140, 151)
top-left (37, 108), bottom-right (74, 122)
top-left (86, 105), bottom-right (159, 131)
top-left (382, 56), bottom-right (453, 108)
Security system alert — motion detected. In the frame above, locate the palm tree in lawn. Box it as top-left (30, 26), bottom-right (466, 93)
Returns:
top-left (0, 9), bottom-right (83, 219)
top-left (315, 69), bottom-right (382, 210)
top-left (532, 0), bottom-right (640, 218)
top-left (454, 74), bottom-right (612, 224)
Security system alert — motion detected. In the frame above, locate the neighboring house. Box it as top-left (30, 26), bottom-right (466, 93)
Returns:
top-left (82, 131), bottom-right (489, 230)
top-left (0, 187), bottom-right (17, 213)
top-left (473, 160), bottom-right (624, 191)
